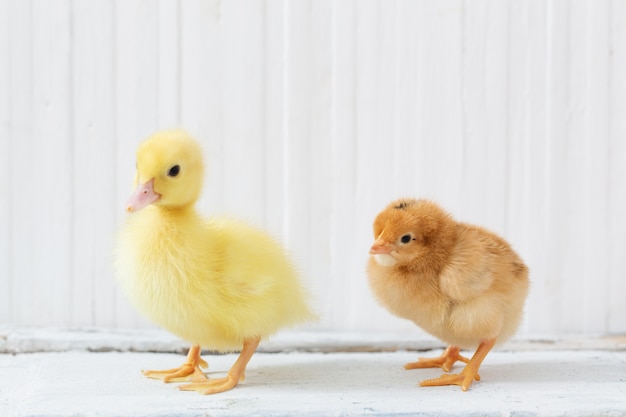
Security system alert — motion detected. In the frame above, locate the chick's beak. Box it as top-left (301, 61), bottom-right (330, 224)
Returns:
top-left (369, 239), bottom-right (393, 255)
top-left (125, 178), bottom-right (161, 213)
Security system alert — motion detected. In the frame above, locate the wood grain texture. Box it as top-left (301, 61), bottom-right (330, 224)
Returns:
top-left (0, 0), bottom-right (9, 322)
top-left (608, 0), bottom-right (626, 334)
top-left (1, 0), bottom-right (624, 336)
top-left (8, 0), bottom-right (34, 326)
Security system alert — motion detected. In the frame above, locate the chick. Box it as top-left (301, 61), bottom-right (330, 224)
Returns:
top-left (115, 130), bottom-right (314, 394)
top-left (367, 198), bottom-right (529, 391)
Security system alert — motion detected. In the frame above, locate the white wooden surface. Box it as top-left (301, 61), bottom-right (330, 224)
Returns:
top-left (1, 0), bottom-right (625, 336)
top-left (3, 349), bottom-right (626, 417)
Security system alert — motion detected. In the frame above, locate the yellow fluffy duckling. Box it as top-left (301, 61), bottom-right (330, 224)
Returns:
top-left (115, 130), bottom-right (314, 394)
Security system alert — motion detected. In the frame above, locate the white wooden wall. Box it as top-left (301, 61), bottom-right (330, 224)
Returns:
top-left (1, 0), bottom-right (625, 337)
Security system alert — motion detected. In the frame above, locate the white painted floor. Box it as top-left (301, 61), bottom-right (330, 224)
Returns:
top-left (1, 329), bottom-right (625, 417)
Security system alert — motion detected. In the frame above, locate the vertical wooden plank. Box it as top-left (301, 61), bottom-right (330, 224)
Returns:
top-left (263, 0), bottom-right (286, 238)
top-left (30, 0), bottom-right (73, 326)
top-left (0, 0), bottom-right (10, 322)
top-left (349, 0), bottom-right (381, 327)
top-left (307, 0), bottom-right (333, 330)
top-left (541, 0), bottom-right (570, 334)
top-left (352, 0), bottom-right (405, 333)
top-left (353, 0), bottom-right (393, 212)
top-left (483, 0), bottom-right (510, 236)
top-left (506, 0), bottom-right (530, 335)
top-left (114, 0), bottom-right (160, 328)
top-left (157, 0), bottom-right (180, 128)
top-left (461, 0), bottom-right (510, 232)
top-left (582, 0), bottom-right (610, 333)
top-left (376, 0), bottom-right (396, 196)
top-left (353, 0), bottom-right (433, 334)
top-left (178, 0), bottom-right (203, 136)
top-left (71, 0), bottom-right (115, 327)
top-left (346, 1), bottom-right (411, 333)
top-left (392, 0), bottom-right (421, 199)
top-left (351, 1), bottom-right (394, 332)
top-left (559, 0), bottom-right (587, 333)
top-left (179, 0), bottom-right (222, 214)
top-left (512, 0), bottom-right (550, 335)
top-left (219, 0), bottom-right (265, 222)
top-left (459, 0), bottom-right (486, 219)
top-left (283, 0), bottom-right (311, 259)
top-left (412, 0), bottom-right (464, 212)
top-left (7, 0), bottom-right (32, 326)
top-left (114, 0), bottom-right (159, 210)
top-left (283, 0), bottom-right (333, 329)
top-left (386, 0), bottom-right (436, 336)
top-left (608, 0), bottom-right (626, 334)
top-left (329, 0), bottom-right (359, 330)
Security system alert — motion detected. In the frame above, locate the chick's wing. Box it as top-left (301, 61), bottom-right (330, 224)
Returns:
top-left (438, 225), bottom-right (497, 303)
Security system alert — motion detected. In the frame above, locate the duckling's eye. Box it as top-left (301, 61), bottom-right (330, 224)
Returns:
top-left (400, 234), bottom-right (412, 244)
top-left (168, 165), bottom-right (180, 177)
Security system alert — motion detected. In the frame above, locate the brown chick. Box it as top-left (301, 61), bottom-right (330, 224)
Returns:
top-left (367, 198), bottom-right (529, 391)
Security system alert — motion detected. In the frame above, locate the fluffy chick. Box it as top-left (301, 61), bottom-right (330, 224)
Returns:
top-left (115, 130), bottom-right (314, 394)
top-left (367, 198), bottom-right (529, 391)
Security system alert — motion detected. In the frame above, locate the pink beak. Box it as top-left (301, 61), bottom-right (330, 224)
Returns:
top-left (125, 178), bottom-right (161, 213)
top-left (369, 239), bottom-right (393, 255)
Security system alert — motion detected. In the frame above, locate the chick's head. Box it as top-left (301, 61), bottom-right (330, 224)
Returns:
top-left (369, 198), bottom-right (456, 270)
top-left (126, 130), bottom-right (204, 212)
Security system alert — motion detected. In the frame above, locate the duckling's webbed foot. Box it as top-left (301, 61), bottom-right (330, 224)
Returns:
top-left (179, 336), bottom-right (260, 395)
top-left (143, 344), bottom-right (208, 383)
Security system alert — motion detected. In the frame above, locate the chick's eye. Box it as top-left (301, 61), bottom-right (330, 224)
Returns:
top-left (168, 165), bottom-right (180, 177)
top-left (400, 234), bottom-right (412, 244)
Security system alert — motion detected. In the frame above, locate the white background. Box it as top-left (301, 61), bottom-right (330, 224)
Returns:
top-left (1, 0), bottom-right (625, 339)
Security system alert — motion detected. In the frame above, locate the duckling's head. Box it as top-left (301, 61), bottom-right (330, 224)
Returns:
top-left (126, 130), bottom-right (204, 213)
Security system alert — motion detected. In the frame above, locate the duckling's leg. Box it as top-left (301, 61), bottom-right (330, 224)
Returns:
top-left (143, 344), bottom-right (209, 383)
top-left (420, 338), bottom-right (496, 391)
top-left (179, 336), bottom-right (261, 395)
top-left (404, 346), bottom-right (471, 372)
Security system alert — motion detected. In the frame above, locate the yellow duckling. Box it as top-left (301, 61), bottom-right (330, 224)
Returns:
top-left (115, 130), bottom-right (314, 394)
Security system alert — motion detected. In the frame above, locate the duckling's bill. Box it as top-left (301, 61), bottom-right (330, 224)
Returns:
top-left (126, 178), bottom-right (161, 213)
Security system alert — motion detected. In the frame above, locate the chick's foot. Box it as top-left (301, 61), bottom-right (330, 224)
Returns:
top-left (143, 344), bottom-right (209, 383)
top-left (420, 366), bottom-right (481, 391)
top-left (180, 336), bottom-right (260, 395)
top-left (404, 346), bottom-right (470, 372)
top-left (419, 338), bottom-right (496, 391)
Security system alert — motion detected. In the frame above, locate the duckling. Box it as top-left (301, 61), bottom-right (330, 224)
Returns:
top-left (115, 130), bottom-right (314, 394)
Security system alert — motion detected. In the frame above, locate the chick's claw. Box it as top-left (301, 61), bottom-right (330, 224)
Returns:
top-left (420, 339), bottom-right (495, 391)
top-left (404, 346), bottom-right (470, 372)
top-left (420, 368), bottom-right (481, 392)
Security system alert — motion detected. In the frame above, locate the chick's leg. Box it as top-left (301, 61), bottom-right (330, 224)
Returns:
top-left (405, 346), bottom-right (471, 372)
top-left (180, 336), bottom-right (261, 395)
top-left (143, 344), bottom-right (209, 383)
top-left (420, 338), bottom-right (496, 391)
